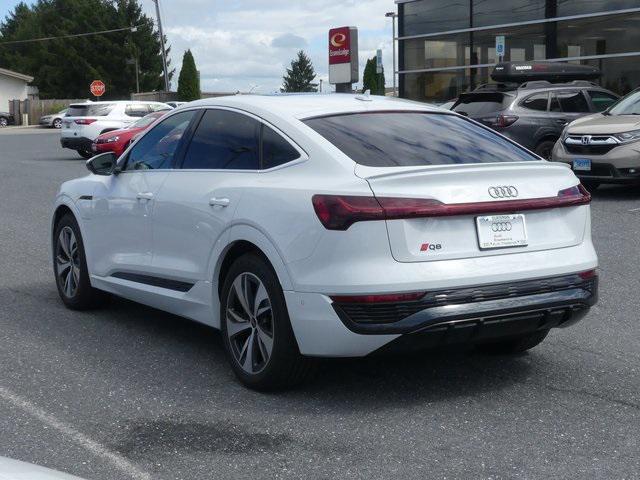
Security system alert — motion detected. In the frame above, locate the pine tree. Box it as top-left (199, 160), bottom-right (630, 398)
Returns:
top-left (0, 0), bottom-right (173, 98)
top-left (177, 49), bottom-right (200, 101)
top-left (362, 56), bottom-right (386, 95)
top-left (362, 57), bottom-right (378, 94)
top-left (281, 50), bottom-right (317, 93)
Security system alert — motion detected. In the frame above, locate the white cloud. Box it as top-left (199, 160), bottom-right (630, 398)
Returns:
top-left (145, 0), bottom-right (397, 93)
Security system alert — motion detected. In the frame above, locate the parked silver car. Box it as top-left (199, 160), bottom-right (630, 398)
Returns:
top-left (39, 109), bottom-right (67, 129)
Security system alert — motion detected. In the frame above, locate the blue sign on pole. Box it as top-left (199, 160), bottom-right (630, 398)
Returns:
top-left (495, 36), bottom-right (505, 59)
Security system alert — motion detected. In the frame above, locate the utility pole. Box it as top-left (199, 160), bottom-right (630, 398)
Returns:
top-left (385, 12), bottom-right (397, 96)
top-left (152, 0), bottom-right (170, 92)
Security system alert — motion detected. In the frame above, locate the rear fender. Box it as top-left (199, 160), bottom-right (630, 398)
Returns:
top-left (212, 224), bottom-right (294, 292)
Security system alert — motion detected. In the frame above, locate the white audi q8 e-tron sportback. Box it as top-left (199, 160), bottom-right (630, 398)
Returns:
top-left (51, 94), bottom-right (598, 389)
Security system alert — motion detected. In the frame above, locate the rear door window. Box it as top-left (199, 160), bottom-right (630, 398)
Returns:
top-left (452, 93), bottom-right (511, 116)
top-left (304, 112), bottom-right (536, 167)
top-left (587, 90), bottom-right (618, 112)
top-left (67, 104), bottom-right (115, 117)
top-left (262, 125), bottom-right (300, 169)
top-left (181, 109), bottom-right (260, 170)
top-left (554, 90), bottom-right (590, 113)
top-left (521, 92), bottom-right (549, 111)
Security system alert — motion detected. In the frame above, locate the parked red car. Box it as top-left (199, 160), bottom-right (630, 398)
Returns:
top-left (92, 111), bottom-right (168, 157)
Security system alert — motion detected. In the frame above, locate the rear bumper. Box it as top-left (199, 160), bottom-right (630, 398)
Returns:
top-left (333, 272), bottom-right (597, 334)
top-left (285, 272), bottom-right (597, 357)
top-left (60, 136), bottom-right (93, 152)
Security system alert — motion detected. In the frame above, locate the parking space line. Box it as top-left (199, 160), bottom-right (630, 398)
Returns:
top-left (0, 386), bottom-right (151, 480)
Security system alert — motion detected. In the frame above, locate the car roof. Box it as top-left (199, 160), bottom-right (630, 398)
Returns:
top-left (465, 82), bottom-right (614, 98)
top-left (68, 100), bottom-right (168, 106)
top-left (184, 93), bottom-right (445, 120)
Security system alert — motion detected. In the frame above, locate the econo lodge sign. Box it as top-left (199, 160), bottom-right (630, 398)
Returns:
top-left (329, 26), bottom-right (359, 84)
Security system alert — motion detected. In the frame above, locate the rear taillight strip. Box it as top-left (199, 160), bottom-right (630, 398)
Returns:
top-left (312, 185), bottom-right (590, 230)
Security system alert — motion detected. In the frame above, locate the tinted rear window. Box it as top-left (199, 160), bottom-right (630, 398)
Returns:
top-left (67, 104), bottom-right (115, 117)
top-left (453, 93), bottom-right (511, 116)
top-left (304, 112), bottom-right (536, 167)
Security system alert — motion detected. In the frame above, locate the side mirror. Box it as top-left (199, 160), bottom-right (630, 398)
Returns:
top-left (86, 152), bottom-right (117, 176)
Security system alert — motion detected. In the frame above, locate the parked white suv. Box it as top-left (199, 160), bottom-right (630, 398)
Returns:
top-left (52, 94), bottom-right (598, 389)
top-left (60, 101), bottom-right (171, 158)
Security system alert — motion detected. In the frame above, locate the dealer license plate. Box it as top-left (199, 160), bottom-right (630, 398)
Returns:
top-left (476, 214), bottom-right (528, 250)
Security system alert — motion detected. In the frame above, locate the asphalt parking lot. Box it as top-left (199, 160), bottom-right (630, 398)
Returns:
top-left (0, 127), bottom-right (639, 480)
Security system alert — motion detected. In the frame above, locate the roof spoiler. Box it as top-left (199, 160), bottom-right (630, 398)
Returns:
top-left (491, 61), bottom-right (601, 83)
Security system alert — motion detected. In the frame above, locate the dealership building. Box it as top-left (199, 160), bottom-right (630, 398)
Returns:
top-left (396, 1), bottom-right (640, 102)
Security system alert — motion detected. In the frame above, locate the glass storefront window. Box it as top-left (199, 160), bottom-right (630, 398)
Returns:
top-left (401, 0), bottom-right (470, 36)
top-left (402, 24), bottom-right (547, 72)
top-left (398, 2), bottom-right (640, 103)
top-left (557, 0), bottom-right (640, 16)
top-left (557, 13), bottom-right (640, 58)
top-left (473, 0), bottom-right (545, 27)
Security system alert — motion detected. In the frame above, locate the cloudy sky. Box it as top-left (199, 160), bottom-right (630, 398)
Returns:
top-left (0, 0), bottom-right (397, 93)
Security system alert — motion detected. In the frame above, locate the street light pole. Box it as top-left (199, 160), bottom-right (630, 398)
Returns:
top-left (152, 0), bottom-right (170, 92)
top-left (385, 12), bottom-right (397, 97)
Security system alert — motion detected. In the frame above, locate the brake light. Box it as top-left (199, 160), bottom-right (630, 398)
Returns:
top-left (578, 269), bottom-right (597, 280)
top-left (74, 119), bottom-right (97, 125)
top-left (496, 114), bottom-right (519, 127)
top-left (312, 185), bottom-right (590, 231)
top-left (330, 292), bottom-right (426, 304)
top-left (312, 195), bottom-right (384, 230)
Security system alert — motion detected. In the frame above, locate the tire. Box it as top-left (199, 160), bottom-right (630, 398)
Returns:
top-left (0, 117), bottom-right (8, 128)
top-left (534, 139), bottom-right (557, 160)
top-left (581, 180), bottom-right (600, 193)
top-left (77, 149), bottom-right (93, 159)
top-left (476, 330), bottom-right (549, 355)
top-left (53, 118), bottom-right (62, 129)
top-left (53, 213), bottom-right (109, 310)
top-left (220, 253), bottom-right (314, 390)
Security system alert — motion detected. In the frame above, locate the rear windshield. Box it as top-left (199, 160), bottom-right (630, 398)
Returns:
top-left (453, 93), bottom-right (512, 116)
top-left (304, 112), bottom-right (536, 167)
top-left (67, 104), bottom-right (115, 117)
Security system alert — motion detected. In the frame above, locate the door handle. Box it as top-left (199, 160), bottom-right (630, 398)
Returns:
top-left (209, 197), bottom-right (230, 207)
top-left (556, 119), bottom-right (568, 125)
top-left (136, 192), bottom-right (154, 201)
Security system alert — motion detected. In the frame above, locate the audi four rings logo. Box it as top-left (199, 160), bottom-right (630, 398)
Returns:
top-left (491, 222), bottom-right (513, 232)
top-left (488, 186), bottom-right (519, 199)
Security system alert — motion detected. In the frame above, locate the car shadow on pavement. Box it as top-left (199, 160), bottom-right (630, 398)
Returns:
top-left (84, 295), bottom-right (535, 410)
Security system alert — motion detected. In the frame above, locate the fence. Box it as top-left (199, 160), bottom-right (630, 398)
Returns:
top-left (8, 98), bottom-right (90, 126)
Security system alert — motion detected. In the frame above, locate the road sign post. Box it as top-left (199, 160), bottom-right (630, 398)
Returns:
top-left (495, 36), bottom-right (505, 63)
top-left (90, 80), bottom-right (106, 99)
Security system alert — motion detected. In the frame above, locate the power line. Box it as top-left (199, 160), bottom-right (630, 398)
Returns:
top-left (0, 25), bottom-right (140, 46)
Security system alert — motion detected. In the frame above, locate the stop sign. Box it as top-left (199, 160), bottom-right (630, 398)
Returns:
top-left (90, 80), bottom-right (106, 97)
